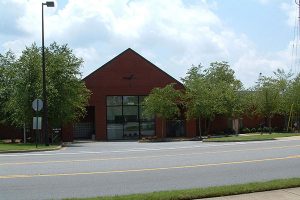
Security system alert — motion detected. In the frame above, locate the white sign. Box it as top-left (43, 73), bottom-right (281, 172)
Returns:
top-left (33, 117), bottom-right (42, 130)
top-left (32, 99), bottom-right (43, 112)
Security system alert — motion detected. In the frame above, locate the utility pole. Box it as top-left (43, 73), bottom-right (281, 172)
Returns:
top-left (41, 1), bottom-right (54, 146)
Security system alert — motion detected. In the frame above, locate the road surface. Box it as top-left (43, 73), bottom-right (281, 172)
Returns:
top-left (1, 138), bottom-right (300, 200)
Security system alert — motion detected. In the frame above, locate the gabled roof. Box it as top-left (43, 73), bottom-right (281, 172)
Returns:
top-left (83, 48), bottom-right (183, 87)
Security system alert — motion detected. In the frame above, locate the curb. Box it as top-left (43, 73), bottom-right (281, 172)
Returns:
top-left (139, 137), bottom-right (203, 143)
top-left (0, 145), bottom-right (62, 154)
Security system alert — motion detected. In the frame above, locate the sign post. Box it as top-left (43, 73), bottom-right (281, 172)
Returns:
top-left (32, 99), bottom-right (43, 148)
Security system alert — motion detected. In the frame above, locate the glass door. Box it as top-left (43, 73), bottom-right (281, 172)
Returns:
top-left (106, 96), bottom-right (155, 140)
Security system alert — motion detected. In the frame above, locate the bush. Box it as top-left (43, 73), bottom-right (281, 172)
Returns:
top-left (263, 127), bottom-right (273, 133)
top-left (287, 127), bottom-right (293, 133)
top-left (257, 127), bottom-right (262, 132)
top-left (251, 128), bottom-right (256, 133)
top-left (224, 128), bottom-right (235, 135)
top-left (213, 131), bottom-right (224, 135)
top-left (242, 127), bottom-right (250, 133)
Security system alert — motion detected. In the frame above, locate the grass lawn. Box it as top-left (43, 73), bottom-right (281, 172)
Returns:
top-left (65, 178), bottom-right (300, 200)
top-left (0, 141), bottom-right (60, 152)
top-left (203, 133), bottom-right (300, 142)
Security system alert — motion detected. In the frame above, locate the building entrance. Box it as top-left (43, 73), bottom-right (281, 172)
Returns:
top-left (106, 96), bottom-right (155, 140)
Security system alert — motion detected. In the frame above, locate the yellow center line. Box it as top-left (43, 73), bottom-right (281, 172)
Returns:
top-left (1, 154), bottom-right (300, 179)
top-left (1, 144), bottom-right (300, 166)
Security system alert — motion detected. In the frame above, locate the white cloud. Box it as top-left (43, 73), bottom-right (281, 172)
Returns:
top-left (74, 46), bottom-right (102, 76)
top-left (281, 1), bottom-right (298, 27)
top-left (0, 0), bottom-right (296, 88)
top-left (257, 0), bottom-right (271, 5)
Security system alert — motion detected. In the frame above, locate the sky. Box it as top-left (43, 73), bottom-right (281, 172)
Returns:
top-left (0, 0), bottom-right (299, 88)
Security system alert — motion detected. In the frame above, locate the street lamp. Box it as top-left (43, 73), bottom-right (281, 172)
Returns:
top-left (42, 1), bottom-right (54, 146)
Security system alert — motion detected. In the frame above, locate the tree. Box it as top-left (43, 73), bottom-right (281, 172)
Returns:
top-left (253, 69), bottom-right (290, 133)
top-left (1, 43), bottom-right (90, 132)
top-left (45, 43), bottom-right (91, 127)
top-left (4, 44), bottom-right (42, 127)
top-left (204, 62), bottom-right (243, 119)
top-left (183, 62), bottom-right (243, 136)
top-left (284, 73), bottom-right (300, 131)
top-left (142, 84), bottom-right (182, 137)
top-left (0, 51), bottom-right (17, 124)
top-left (182, 65), bottom-right (214, 138)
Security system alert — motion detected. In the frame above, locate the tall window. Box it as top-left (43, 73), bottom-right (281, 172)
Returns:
top-left (106, 96), bottom-right (155, 140)
top-left (107, 96), bottom-right (123, 140)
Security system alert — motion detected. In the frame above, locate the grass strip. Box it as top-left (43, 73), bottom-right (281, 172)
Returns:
top-left (0, 142), bottom-right (60, 153)
top-left (66, 178), bottom-right (300, 200)
top-left (203, 133), bottom-right (300, 142)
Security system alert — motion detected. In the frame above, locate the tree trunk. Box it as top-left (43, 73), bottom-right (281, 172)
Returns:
top-left (162, 118), bottom-right (164, 138)
top-left (23, 123), bottom-right (26, 144)
top-left (198, 117), bottom-right (202, 140)
top-left (207, 120), bottom-right (212, 136)
top-left (204, 118), bottom-right (208, 136)
top-left (297, 113), bottom-right (299, 133)
top-left (268, 116), bottom-right (272, 134)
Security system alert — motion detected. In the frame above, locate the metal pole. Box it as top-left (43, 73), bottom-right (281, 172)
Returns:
top-left (36, 102), bottom-right (38, 148)
top-left (23, 123), bottom-right (26, 144)
top-left (42, 3), bottom-right (49, 146)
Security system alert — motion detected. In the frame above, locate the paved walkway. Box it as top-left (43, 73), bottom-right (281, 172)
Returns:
top-left (199, 187), bottom-right (300, 200)
top-left (277, 135), bottom-right (300, 140)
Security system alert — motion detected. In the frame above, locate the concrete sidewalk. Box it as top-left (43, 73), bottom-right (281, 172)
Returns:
top-left (199, 187), bottom-right (300, 200)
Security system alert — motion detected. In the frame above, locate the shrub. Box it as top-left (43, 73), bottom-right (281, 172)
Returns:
top-left (263, 127), bottom-right (273, 133)
top-left (257, 127), bottom-right (262, 132)
top-left (224, 128), bottom-right (235, 135)
top-left (251, 128), bottom-right (256, 133)
top-left (242, 127), bottom-right (250, 133)
top-left (213, 131), bottom-right (224, 135)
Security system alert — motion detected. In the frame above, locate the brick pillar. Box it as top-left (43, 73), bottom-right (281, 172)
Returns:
top-left (62, 124), bottom-right (73, 142)
top-left (95, 98), bottom-right (107, 140)
top-left (155, 117), bottom-right (166, 138)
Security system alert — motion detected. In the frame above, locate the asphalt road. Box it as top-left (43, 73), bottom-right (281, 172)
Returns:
top-left (1, 138), bottom-right (300, 200)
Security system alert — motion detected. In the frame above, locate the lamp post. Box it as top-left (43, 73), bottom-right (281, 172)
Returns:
top-left (42, 1), bottom-right (54, 146)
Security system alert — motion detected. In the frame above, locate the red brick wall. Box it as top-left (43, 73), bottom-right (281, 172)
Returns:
top-left (186, 119), bottom-right (197, 137)
top-left (62, 125), bottom-right (73, 142)
top-left (0, 124), bottom-right (22, 140)
top-left (242, 116), bottom-right (263, 129)
top-left (242, 115), bottom-right (285, 130)
top-left (210, 115), bottom-right (228, 133)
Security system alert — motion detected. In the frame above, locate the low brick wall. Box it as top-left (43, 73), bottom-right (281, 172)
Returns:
top-left (0, 124), bottom-right (23, 140)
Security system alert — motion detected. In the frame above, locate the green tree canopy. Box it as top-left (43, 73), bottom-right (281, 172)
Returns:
top-left (0, 51), bottom-right (16, 123)
top-left (142, 83), bottom-right (182, 136)
top-left (252, 69), bottom-right (291, 133)
top-left (182, 62), bottom-right (243, 135)
top-left (0, 42), bottom-right (90, 128)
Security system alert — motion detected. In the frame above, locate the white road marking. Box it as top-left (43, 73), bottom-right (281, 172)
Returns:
top-left (0, 138), bottom-right (299, 157)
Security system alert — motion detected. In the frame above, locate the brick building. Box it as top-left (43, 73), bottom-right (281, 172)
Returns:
top-left (62, 48), bottom-right (197, 141)
top-left (62, 48), bottom-right (287, 141)
top-left (0, 48), bottom-right (285, 141)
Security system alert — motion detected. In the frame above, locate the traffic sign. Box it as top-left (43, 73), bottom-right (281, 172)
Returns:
top-left (32, 99), bottom-right (43, 111)
top-left (33, 117), bottom-right (42, 130)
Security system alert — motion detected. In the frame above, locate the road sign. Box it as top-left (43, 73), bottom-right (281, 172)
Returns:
top-left (33, 117), bottom-right (42, 130)
top-left (32, 99), bottom-right (43, 111)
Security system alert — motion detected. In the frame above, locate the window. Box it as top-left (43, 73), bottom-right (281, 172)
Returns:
top-left (107, 96), bottom-right (122, 106)
top-left (107, 106), bottom-right (122, 123)
top-left (106, 96), bottom-right (155, 139)
top-left (123, 96), bottom-right (138, 105)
